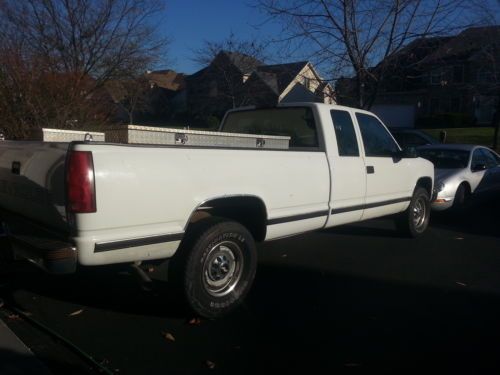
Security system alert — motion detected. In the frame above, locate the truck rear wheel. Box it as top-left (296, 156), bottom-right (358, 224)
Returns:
top-left (395, 187), bottom-right (430, 238)
top-left (171, 218), bottom-right (257, 318)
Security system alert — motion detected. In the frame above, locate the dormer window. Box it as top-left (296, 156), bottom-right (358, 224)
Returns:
top-left (303, 77), bottom-right (311, 89)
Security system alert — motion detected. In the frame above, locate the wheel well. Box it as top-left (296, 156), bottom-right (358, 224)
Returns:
top-left (458, 181), bottom-right (471, 194)
top-left (416, 177), bottom-right (433, 196)
top-left (186, 196), bottom-right (267, 242)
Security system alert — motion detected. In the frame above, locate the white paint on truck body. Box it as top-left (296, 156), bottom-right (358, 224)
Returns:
top-left (0, 103), bottom-right (434, 268)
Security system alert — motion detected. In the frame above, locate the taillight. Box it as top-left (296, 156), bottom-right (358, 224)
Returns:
top-left (66, 151), bottom-right (96, 213)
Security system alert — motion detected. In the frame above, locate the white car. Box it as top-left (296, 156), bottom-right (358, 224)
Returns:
top-left (418, 144), bottom-right (500, 211)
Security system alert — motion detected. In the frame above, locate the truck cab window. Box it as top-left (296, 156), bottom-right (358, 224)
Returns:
top-left (356, 113), bottom-right (399, 157)
top-left (221, 107), bottom-right (319, 149)
top-left (330, 110), bottom-right (359, 156)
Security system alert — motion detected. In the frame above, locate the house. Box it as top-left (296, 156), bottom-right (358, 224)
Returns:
top-left (106, 69), bottom-right (186, 124)
top-left (338, 26), bottom-right (500, 128)
top-left (185, 51), bottom-right (335, 123)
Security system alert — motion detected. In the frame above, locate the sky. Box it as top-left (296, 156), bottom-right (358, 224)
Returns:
top-left (159, 0), bottom-right (500, 75)
top-left (160, 1), bottom-right (281, 74)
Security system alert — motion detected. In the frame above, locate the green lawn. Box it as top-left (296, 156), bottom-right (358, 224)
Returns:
top-left (423, 127), bottom-right (498, 150)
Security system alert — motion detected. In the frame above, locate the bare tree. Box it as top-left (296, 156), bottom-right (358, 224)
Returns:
top-left (192, 33), bottom-right (269, 110)
top-left (257, 0), bottom-right (495, 109)
top-left (0, 0), bottom-right (168, 138)
top-left (193, 33), bottom-right (268, 70)
top-left (107, 76), bottom-right (152, 124)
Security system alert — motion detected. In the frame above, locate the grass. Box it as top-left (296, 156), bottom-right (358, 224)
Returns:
top-left (422, 127), bottom-right (497, 150)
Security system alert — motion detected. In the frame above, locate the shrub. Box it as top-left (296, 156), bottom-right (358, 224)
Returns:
top-left (416, 112), bottom-right (475, 128)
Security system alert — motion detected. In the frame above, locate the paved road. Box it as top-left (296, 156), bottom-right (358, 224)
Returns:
top-left (1, 196), bottom-right (500, 374)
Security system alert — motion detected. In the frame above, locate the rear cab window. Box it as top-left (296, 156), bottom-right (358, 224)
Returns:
top-left (221, 107), bottom-right (320, 150)
top-left (330, 110), bottom-right (359, 156)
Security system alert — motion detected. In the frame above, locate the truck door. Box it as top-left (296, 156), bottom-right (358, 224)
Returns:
top-left (326, 109), bottom-right (367, 227)
top-left (354, 112), bottom-right (413, 220)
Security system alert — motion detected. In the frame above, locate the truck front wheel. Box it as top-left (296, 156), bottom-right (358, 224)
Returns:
top-left (395, 187), bottom-right (430, 238)
top-left (172, 218), bottom-right (257, 318)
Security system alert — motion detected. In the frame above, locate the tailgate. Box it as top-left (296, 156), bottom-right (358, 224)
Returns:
top-left (0, 141), bottom-right (70, 232)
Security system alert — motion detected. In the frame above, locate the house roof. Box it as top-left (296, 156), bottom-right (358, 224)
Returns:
top-left (251, 71), bottom-right (280, 94)
top-left (146, 69), bottom-right (185, 91)
top-left (421, 26), bottom-right (500, 64)
top-left (256, 61), bottom-right (309, 93)
top-left (375, 36), bottom-right (452, 71)
top-left (218, 51), bottom-right (263, 74)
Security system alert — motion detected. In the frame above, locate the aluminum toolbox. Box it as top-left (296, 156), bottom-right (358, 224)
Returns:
top-left (31, 128), bottom-right (105, 142)
top-left (105, 125), bottom-right (290, 149)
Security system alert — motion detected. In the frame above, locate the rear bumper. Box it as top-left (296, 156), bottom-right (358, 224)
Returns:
top-left (0, 210), bottom-right (76, 274)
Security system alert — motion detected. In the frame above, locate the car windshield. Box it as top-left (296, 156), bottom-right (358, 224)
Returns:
top-left (418, 149), bottom-right (470, 169)
top-left (392, 131), bottom-right (438, 148)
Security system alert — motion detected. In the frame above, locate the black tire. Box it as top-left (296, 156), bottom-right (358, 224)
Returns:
top-left (170, 217), bottom-right (257, 319)
top-left (395, 187), bottom-right (430, 238)
top-left (452, 183), bottom-right (470, 212)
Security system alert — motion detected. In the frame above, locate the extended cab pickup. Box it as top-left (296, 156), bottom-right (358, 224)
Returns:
top-left (0, 103), bottom-right (433, 317)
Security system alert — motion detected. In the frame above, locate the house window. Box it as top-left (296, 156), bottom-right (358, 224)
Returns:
top-left (430, 67), bottom-right (451, 85)
top-left (430, 98), bottom-right (440, 113)
top-left (209, 80), bottom-right (218, 97)
top-left (453, 65), bottom-right (464, 83)
top-left (451, 97), bottom-right (462, 112)
top-left (303, 77), bottom-right (311, 90)
top-left (476, 67), bottom-right (495, 83)
top-left (439, 97), bottom-right (451, 113)
top-left (430, 69), bottom-right (442, 85)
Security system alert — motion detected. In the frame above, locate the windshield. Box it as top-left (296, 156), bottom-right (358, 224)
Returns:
top-left (418, 149), bottom-right (470, 169)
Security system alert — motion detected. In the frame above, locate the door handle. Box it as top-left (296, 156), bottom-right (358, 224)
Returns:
top-left (366, 166), bottom-right (375, 174)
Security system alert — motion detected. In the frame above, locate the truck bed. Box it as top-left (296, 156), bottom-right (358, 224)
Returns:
top-left (0, 140), bottom-right (330, 267)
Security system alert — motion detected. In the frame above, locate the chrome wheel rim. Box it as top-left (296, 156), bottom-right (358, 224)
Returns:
top-left (412, 197), bottom-right (427, 232)
top-left (202, 241), bottom-right (243, 297)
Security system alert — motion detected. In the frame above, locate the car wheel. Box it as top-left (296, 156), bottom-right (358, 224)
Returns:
top-left (395, 187), bottom-right (430, 238)
top-left (170, 217), bottom-right (257, 319)
top-left (452, 183), bottom-right (470, 211)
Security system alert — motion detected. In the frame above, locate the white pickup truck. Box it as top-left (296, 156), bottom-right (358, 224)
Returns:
top-left (0, 103), bottom-right (433, 317)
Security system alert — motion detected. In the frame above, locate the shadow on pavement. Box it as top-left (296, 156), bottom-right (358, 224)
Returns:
top-left (0, 262), bottom-right (190, 319)
top-left (243, 263), bottom-right (500, 373)
top-left (0, 348), bottom-right (93, 375)
top-left (2, 259), bottom-right (500, 374)
top-left (430, 195), bottom-right (500, 238)
top-left (327, 194), bottom-right (500, 239)
top-left (325, 220), bottom-right (402, 238)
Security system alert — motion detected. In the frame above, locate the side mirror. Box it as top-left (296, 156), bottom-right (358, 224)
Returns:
top-left (472, 163), bottom-right (487, 172)
top-left (393, 147), bottom-right (418, 159)
top-left (403, 146), bottom-right (418, 158)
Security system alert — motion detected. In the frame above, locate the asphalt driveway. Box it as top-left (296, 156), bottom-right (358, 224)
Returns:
top-left (1, 195), bottom-right (500, 374)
